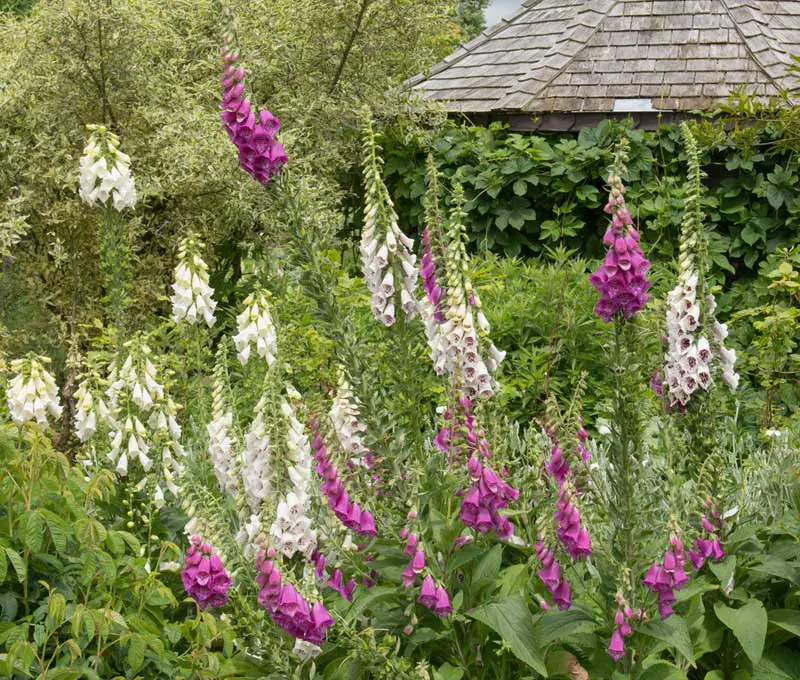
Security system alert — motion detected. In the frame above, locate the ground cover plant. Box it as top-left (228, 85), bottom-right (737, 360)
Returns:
top-left (1, 2), bottom-right (799, 680)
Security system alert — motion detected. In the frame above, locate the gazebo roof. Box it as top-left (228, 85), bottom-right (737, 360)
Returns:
top-left (407, 0), bottom-right (800, 129)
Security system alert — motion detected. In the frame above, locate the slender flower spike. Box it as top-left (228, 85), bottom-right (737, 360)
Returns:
top-left (171, 233), bottom-right (217, 327)
top-left (220, 31), bottom-right (287, 184)
top-left (329, 369), bottom-right (369, 457)
top-left (241, 394), bottom-right (272, 515)
top-left (207, 344), bottom-right (241, 495)
top-left (269, 388), bottom-right (318, 561)
top-left (182, 536), bottom-right (231, 609)
top-left (6, 355), bottom-right (62, 427)
top-left (73, 379), bottom-right (98, 442)
top-left (234, 290), bottom-right (277, 365)
top-left (663, 125), bottom-right (739, 408)
top-left (589, 136), bottom-right (651, 322)
top-left (360, 107), bottom-right (419, 326)
top-left (78, 124), bottom-right (137, 211)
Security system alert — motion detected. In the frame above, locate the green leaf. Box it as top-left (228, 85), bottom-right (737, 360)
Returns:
top-left (0, 549), bottom-right (6, 583)
top-left (639, 615), bottom-right (695, 662)
top-left (433, 662), bottom-right (464, 680)
top-left (714, 600), bottom-right (767, 665)
top-left (512, 179), bottom-right (528, 196)
top-left (5, 549), bottom-right (26, 583)
top-left (468, 598), bottom-right (547, 675)
top-left (709, 556), bottom-right (736, 592)
top-left (20, 510), bottom-right (44, 553)
top-left (752, 647), bottom-right (800, 680)
top-left (532, 608), bottom-right (597, 647)
top-left (638, 662), bottom-right (688, 680)
top-left (128, 633), bottom-right (146, 672)
top-left (750, 560), bottom-right (799, 584)
top-left (704, 672), bottom-right (725, 680)
top-left (473, 544), bottom-right (502, 585)
top-left (768, 609), bottom-right (800, 637)
top-left (345, 586), bottom-right (397, 623)
top-left (40, 509), bottom-right (68, 553)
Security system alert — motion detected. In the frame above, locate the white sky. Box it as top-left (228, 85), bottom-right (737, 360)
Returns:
top-left (485, 0), bottom-right (523, 25)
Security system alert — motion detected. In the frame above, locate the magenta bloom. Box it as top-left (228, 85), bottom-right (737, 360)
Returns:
top-left (608, 628), bottom-right (626, 661)
top-left (420, 227), bottom-right (446, 322)
top-left (181, 536), bottom-right (230, 609)
top-left (311, 423), bottom-right (378, 537)
top-left (589, 171), bottom-right (651, 322)
top-left (220, 43), bottom-right (287, 185)
top-left (417, 575), bottom-right (437, 608)
top-left (255, 549), bottom-right (334, 643)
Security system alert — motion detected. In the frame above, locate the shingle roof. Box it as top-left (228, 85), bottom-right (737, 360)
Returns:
top-left (408, 0), bottom-right (800, 114)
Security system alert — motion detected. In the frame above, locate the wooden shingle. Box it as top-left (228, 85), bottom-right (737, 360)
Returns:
top-left (408, 0), bottom-right (800, 123)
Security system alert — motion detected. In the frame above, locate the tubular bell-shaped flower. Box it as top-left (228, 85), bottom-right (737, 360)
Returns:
top-left (663, 124), bottom-right (739, 408)
top-left (359, 107), bottom-right (419, 326)
top-left (220, 29), bottom-right (287, 184)
top-left (310, 422), bottom-right (378, 538)
top-left (182, 536), bottom-right (231, 609)
top-left (171, 233), bottom-right (217, 327)
top-left (78, 124), bottom-right (136, 211)
top-left (241, 394), bottom-right (272, 516)
top-left (207, 343), bottom-right (241, 495)
top-left (268, 387), bottom-right (318, 561)
top-left (234, 289), bottom-right (278, 365)
top-left (6, 355), bottom-right (62, 427)
top-left (589, 136), bottom-right (651, 322)
top-left (435, 182), bottom-right (506, 398)
top-left (329, 369), bottom-right (369, 457)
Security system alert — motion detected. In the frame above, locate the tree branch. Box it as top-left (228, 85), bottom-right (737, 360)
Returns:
top-left (329, 0), bottom-right (371, 94)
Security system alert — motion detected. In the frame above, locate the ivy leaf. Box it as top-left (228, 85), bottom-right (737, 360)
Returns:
top-left (714, 600), bottom-right (767, 665)
top-left (468, 597), bottom-right (547, 675)
top-left (639, 615), bottom-right (695, 662)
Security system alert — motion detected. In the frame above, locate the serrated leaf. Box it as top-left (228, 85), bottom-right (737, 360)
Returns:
top-left (0, 549), bottom-right (7, 583)
top-left (468, 598), bottom-right (547, 675)
top-left (21, 510), bottom-right (44, 553)
top-left (40, 509), bottom-right (68, 554)
top-left (640, 615), bottom-right (695, 663)
top-left (473, 544), bottom-right (502, 585)
top-left (127, 633), bottom-right (145, 672)
top-left (714, 600), bottom-right (767, 665)
top-left (5, 549), bottom-right (26, 583)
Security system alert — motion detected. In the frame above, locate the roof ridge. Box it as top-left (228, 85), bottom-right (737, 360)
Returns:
top-left (497, 0), bottom-right (621, 111)
top-left (401, 0), bottom-right (544, 90)
top-left (721, 0), bottom-right (797, 94)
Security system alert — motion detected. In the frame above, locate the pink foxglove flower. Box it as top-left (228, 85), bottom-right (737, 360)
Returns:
top-left (534, 539), bottom-right (572, 611)
top-left (255, 550), bottom-right (334, 643)
top-left (589, 138), bottom-right (650, 322)
top-left (220, 36), bottom-right (287, 185)
top-left (182, 537), bottom-right (230, 609)
top-left (643, 535), bottom-right (690, 620)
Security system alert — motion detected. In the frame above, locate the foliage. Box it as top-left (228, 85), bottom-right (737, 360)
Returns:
top-left (380, 117), bottom-right (800, 278)
top-left (455, 0), bottom-right (489, 39)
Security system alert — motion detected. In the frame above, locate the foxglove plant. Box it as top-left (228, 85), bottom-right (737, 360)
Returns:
top-left (78, 124), bottom-right (137, 211)
top-left (329, 369), bottom-right (369, 457)
top-left (234, 290), bottom-right (278, 365)
top-left (589, 137), bottom-right (651, 322)
top-left (662, 124), bottom-right (739, 408)
top-left (208, 344), bottom-right (241, 495)
top-left (426, 180), bottom-right (505, 398)
top-left (182, 536), bottom-right (231, 609)
top-left (6, 355), bottom-right (62, 427)
top-left (220, 32), bottom-right (287, 184)
top-left (268, 388), bottom-right (318, 562)
top-left (360, 107), bottom-right (419, 327)
top-left (171, 233), bottom-right (217, 327)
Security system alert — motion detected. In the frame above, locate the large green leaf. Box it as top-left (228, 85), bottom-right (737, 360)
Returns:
top-left (639, 615), bottom-right (695, 663)
top-left (473, 544), bottom-right (502, 585)
top-left (768, 609), bottom-right (800, 638)
top-left (5, 549), bottom-right (25, 583)
top-left (714, 600), bottom-right (767, 665)
top-left (752, 647), bottom-right (800, 680)
top-left (532, 608), bottom-right (597, 648)
top-left (468, 597), bottom-right (547, 675)
top-left (637, 662), bottom-right (688, 680)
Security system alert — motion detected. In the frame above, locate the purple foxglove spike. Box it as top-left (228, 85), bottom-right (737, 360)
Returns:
top-left (608, 628), bottom-right (625, 661)
top-left (344, 579), bottom-right (356, 601)
top-left (663, 550), bottom-right (677, 571)
top-left (417, 575), bottom-right (437, 608)
top-left (358, 510), bottom-right (378, 536)
top-left (433, 586), bottom-right (452, 616)
top-left (644, 563), bottom-right (660, 590)
top-left (401, 563), bottom-right (417, 587)
top-left (404, 533), bottom-right (418, 556)
top-left (311, 602), bottom-right (334, 629)
top-left (552, 580), bottom-right (572, 610)
top-left (537, 561), bottom-right (561, 592)
top-left (411, 550), bottom-right (425, 573)
top-left (614, 610), bottom-right (625, 626)
top-left (672, 565), bottom-right (689, 590)
top-left (328, 569), bottom-right (343, 592)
